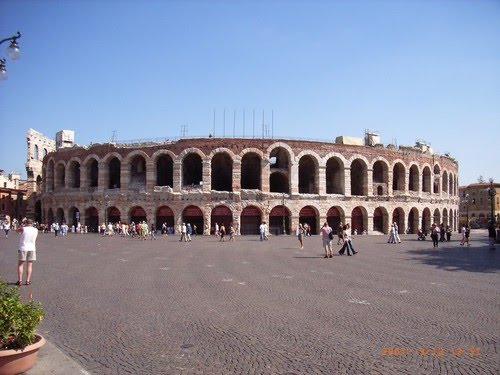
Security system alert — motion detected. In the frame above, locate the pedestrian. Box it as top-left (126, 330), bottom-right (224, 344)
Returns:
top-left (219, 223), bottom-right (226, 242)
top-left (259, 221), bottom-right (268, 241)
top-left (53, 222), bottom-right (60, 237)
top-left (430, 223), bottom-right (440, 248)
top-left (296, 223), bottom-right (305, 249)
top-left (180, 223), bottom-right (187, 242)
top-left (337, 222), bottom-right (344, 245)
top-left (320, 222), bottom-right (333, 258)
top-left (460, 224), bottom-right (466, 245)
top-left (464, 224), bottom-right (471, 246)
top-left (61, 222), bottom-right (68, 236)
top-left (439, 223), bottom-right (446, 242)
top-left (387, 224), bottom-right (396, 244)
top-left (338, 224), bottom-right (357, 256)
top-left (186, 223), bottom-right (192, 241)
top-left (215, 222), bottom-right (219, 237)
top-left (229, 224), bottom-right (235, 241)
top-left (16, 219), bottom-right (38, 286)
top-left (3, 219), bottom-right (11, 238)
top-left (446, 225), bottom-right (452, 242)
top-left (393, 222), bottom-right (401, 243)
top-left (193, 224), bottom-right (197, 236)
top-left (488, 222), bottom-right (496, 250)
top-left (150, 223), bottom-right (156, 240)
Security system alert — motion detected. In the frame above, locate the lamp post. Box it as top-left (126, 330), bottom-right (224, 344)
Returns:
top-left (465, 193), bottom-right (469, 226)
top-left (488, 178), bottom-right (496, 225)
top-left (0, 31), bottom-right (21, 81)
top-left (282, 192), bottom-right (286, 235)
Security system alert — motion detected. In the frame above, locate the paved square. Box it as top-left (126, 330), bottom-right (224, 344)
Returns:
top-left (0, 231), bottom-right (498, 374)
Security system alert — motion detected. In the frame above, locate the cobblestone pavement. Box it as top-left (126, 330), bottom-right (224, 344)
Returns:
top-left (0, 230), bottom-right (498, 375)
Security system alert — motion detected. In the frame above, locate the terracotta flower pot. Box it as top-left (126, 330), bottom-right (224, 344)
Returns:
top-left (0, 334), bottom-right (46, 375)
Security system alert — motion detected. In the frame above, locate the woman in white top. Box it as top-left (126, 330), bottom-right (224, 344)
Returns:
top-left (16, 219), bottom-right (38, 286)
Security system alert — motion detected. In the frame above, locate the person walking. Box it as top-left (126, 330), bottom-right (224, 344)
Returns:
top-left (460, 224), bottom-right (466, 245)
top-left (180, 223), bottom-right (187, 242)
top-left (320, 222), bottom-right (333, 258)
top-left (259, 221), bottom-right (268, 241)
top-left (219, 223), bottom-right (226, 242)
top-left (387, 224), bottom-right (396, 244)
top-left (186, 223), bottom-right (192, 242)
top-left (446, 225), bottom-right (452, 242)
top-left (430, 223), bottom-right (440, 248)
top-left (229, 224), bottom-right (235, 241)
top-left (3, 219), bottom-right (11, 238)
top-left (339, 224), bottom-right (357, 256)
top-left (337, 222), bottom-right (344, 245)
top-left (393, 222), bottom-right (401, 243)
top-left (439, 223), bottom-right (446, 242)
top-left (215, 222), bottom-right (219, 237)
top-left (488, 222), bottom-right (496, 250)
top-left (16, 219), bottom-right (38, 286)
top-left (296, 223), bottom-right (305, 249)
top-left (464, 224), bottom-right (471, 246)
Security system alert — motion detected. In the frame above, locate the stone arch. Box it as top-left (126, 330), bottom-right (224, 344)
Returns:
top-left (350, 158), bottom-right (368, 196)
top-left (422, 165), bottom-right (432, 193)
top-left (448, 172), bottom-right (454, 196)
top-left (129, 154), bottom-right (147, 189)
top-left (240, 205), bottom-right (263, 235)
top-left (433, 164), bottom-right (441, 194)
top-left (129, 206), bottom-right (147, 223)
top-left (372, 159), bottom-right (389, 195)
top-left (299, 205), bottom-right (319, 234)
top-left (211, 151), bottom-right (233, 192)
top-left (56, 207), bottom-right (65, 224)
top-left (84, 206), bottom-right (99, 232)
top-left (46, 159), bottom-right (55, 191)
top-left (443, 207), bottom-right (449, 227)
top-left (442, 170), bottom-right (448, 193)
top-left (34, 144), bottom-right (39, 160)
top-left (68, 206), bottom-right (80, 228)
top-left (269, 144), bottom-right (293, 193)
top-left (67, 158), bottom-right (81, 189)
top-left (182, 152), bottom-right (203, 186)
top-left (182, 205), bottom-right (204, 234)
top-left (392, 162), bottom-right (406, 192)
top-left (351, 206), bottom-right (368, 235)
top-left (409, 164), bottom-right (420, 192)
top-left (373, 206), bottom-right (389, 233)
top-left (325, 155), bottom-right (345, 194)
top-left (392, 207), bottom-right (405, 234)
top-left (266, 142), bottom-right (295, 162)
top-left (155, 153), bottom-right (174, 187)
top-left (107, 206), bottom-right (121, 224)
top-left (408, 207), bottom-right (419, 234)
top-left (298, 154), bottom-right (319, 194)
top-left (327, 206), bottom-right (344, 230)
top-left (422, 207), bottom-right (432, 233)
top-left (269, 204), bottom-right (291, 235)
top-left (433, 208), bottom-right (441, 225)
top-left (241, 151), bottom-right (262, 190)
top-left (55, 162), bottom-right (66, 189)
top-left (84, 156), bottom-right (99, 188)
top-left (47, 207), bottom-right (54, 225)
top-left (211, 205), bottom-right (233, 231)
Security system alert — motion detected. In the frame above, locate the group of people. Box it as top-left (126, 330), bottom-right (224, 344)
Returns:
top-left (297, 222), bottom-right (358, 258)
top-left (213, 222), bottom-right (236, 242)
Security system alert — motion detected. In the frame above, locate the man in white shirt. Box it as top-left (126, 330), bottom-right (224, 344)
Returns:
top-left (16, 219), bottom-right (38, 286)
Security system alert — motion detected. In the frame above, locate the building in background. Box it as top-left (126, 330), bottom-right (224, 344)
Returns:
top-left (0, 170), bottom-right (26, 222)
top-left (36, 131), bottom-right (460, 235)
top-left (459, 182), bottom-right (500, 228)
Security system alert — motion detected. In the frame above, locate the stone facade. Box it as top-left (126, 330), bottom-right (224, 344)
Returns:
top-left (459, 182), bottom-right (500, 227)
top-left (38, 137), bottom-right (460, 235)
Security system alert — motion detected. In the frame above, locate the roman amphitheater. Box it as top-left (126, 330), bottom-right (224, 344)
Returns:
top-left (34, 133), bottom-right (459, 235)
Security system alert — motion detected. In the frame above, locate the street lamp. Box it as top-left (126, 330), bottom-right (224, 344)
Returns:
top-left (464, 193), bottom-right (469, 226)
top-left (0, 31), bottom-right (22, 81)
top-left (488, 178), bottom-right (496, 225)
top-left (282, 192), bottom-right (286, 235)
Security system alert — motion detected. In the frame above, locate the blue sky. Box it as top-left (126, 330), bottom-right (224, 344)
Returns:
top-left (1, 0), bottom-right (499, 185)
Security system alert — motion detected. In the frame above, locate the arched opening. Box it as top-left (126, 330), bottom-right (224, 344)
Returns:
top-left (156, 206), bottom-right (175, 232)
top-left (448, 173), bottom-right (454, 196)
top-left (36, 175), bottom-right (42, 192)
top-left (182, 153), bottom-right (203, 186)
top-left (443, 208), bottom-right (448, 227)
top-left (351, 207), bottom-right (365, 235)
top-left (373, 160), bottom-right (388, 196)
top-left (47, 160), bottom-right (55, 191)
top-left (130, 155), bottom-right (146, 188)
top-left (108, 206), bottom-right (121, 224)
top-left (326, 157), bottom-right (344, 194)
top-left (409, 165), bottom-right (419, 192)
top-left (211, 205), bottom-right (233, 233)
top-left (130, 206), bottom-right (147, 223)
top-left (433, 208), bottom-right (441, 225)
top-left (87, 159), bottom-right (99, 188)
top-left (433, 165), bottom-right (441, 194)
top-left (55, 164), bottom-right (65, 189)
top-left (211, 153), bottom-right (233, 191)
top-left (241, 153), bottom-right (261, 190)
top-left (270, 172), bottom-right (289, 193)
top-left (442, 171), bottom-right (448, 194)
top-left (350, 159), bottom-right (367, 196)
top-left (34, 145), bottom-right (39, 160)
top-left (298, 155), bottom-right (318, 194)
top-left (85, 206), bottom-right (99, 232)
top-left (47, 208), bottom-right (54, 225)
top-left (422, 166), bottom-right (431, 193)
top-left (392, 207), bottom-right (405, 234)
top-left (269, 205), bottom-right (290, 235)
top-left (299, 206), bottom-right (318, 234)
top-left (108, 157), bottom-right (121, 189)
top-left (182, 205), bottom-right (204, 234)
top-left (408, 207), bottom-right (419, 234)
top-left (240, 206), bottom-right (262, 235)
top-left (392, 163), bottom-right (405, 192)
top-left (56, 207), bottom-right (65, 224)
top-left (422, 207), bottom-right (431, 233)
top-left (68, 206), bottom-right (80, 228)
top-left (326, 206), bottom-right (342, 231)
top-left (156, 154), bottom-right (173, 187)
top-left (373, 207), bottom-right (385, 233)
top-left (69, 161), bottom-right (81, 188)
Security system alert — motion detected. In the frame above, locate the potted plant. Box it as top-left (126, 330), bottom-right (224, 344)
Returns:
top-left (0, 276), bottom-right (45, 375)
